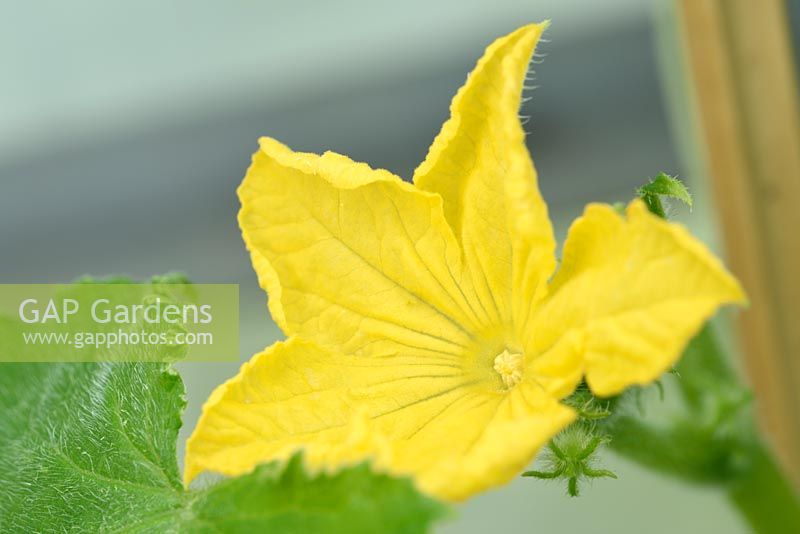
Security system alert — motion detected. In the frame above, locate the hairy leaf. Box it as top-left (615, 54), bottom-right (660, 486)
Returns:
top-left (0, 361), bottom-right (444, 533)
top-left (637, 173), bottom-right (693, 218)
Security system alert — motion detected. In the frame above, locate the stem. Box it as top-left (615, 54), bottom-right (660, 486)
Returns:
top-left (728, 443), bottom-right (800, 534)
top-left (598, 323), bottom-right (800, 533)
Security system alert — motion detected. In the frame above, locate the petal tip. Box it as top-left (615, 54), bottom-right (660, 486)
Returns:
top-left (257, 136), bottom-right (288, 153)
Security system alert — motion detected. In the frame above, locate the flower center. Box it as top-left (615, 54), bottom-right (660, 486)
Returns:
top-left (493, 349), bottom-right (524, 389)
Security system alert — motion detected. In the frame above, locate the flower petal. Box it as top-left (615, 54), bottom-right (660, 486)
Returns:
top-left (528, 200), bottom-right (746, 396)
top-left (413, 23), bottom-right (556, 330)
top-left (184, 338), bottom-right (575, 501)
top-left (404, 379), bottom-right (575, 500)
top-left (240, 137), bottom-right (488, 358)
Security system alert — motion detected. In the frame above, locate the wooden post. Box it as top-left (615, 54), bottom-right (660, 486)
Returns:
top-left (676, 0), bottom-right (800, 485)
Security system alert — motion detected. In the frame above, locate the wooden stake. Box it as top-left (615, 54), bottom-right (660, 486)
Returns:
top-left (677, 0), bottom-right (800, 485)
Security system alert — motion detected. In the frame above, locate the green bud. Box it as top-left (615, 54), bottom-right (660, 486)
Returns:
top-left (637, 173), bottom-right (692, 219)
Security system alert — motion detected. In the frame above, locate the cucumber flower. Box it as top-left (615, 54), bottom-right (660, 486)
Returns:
top-left (185, 22), bottom-right (744, 501)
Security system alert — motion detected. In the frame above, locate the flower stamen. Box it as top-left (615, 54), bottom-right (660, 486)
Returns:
top-left (493, 349), bottom-right (524, 389)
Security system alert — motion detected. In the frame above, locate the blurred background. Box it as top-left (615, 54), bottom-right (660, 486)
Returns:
top-left (2, 1), bottom-right (799, 532)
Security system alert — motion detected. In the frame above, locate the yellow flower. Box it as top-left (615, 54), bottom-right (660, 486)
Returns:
top-left (185, 22), bottom-right (745, 501)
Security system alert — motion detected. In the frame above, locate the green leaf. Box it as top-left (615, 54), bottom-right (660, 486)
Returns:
top-left (0, 357), bottom-right (445, 533)
top-left (637, 173), bottom-right (693, 218)
top-left (191, 456), bottom-right (447, 533)
top-left (0, 362), bottom-right (187, 532)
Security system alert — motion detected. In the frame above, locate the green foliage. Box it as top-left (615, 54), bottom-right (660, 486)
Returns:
top-left (0, 276), bottom-right (445, 533)
top-left (192, 456), bottom-right (446, 534)
top-left (0, 362), bottom-right (185, 532)
top-left (0, 359), bottom-right (445, 533)
top-left (0, 274), bottom-right (197, 362)
top-left (637, 172), bottom-right (692, 218)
